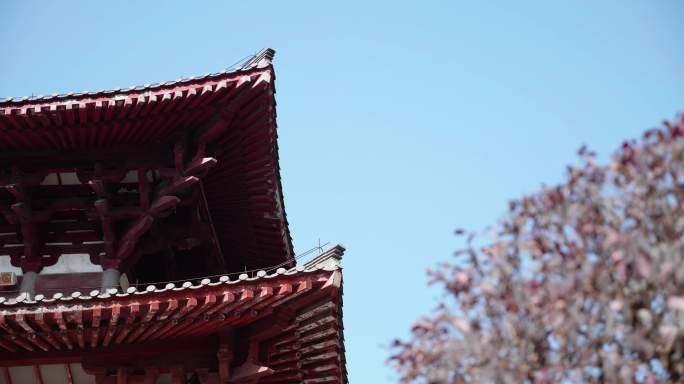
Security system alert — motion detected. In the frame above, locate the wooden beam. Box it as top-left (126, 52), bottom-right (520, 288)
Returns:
top-left (142, 368), bottom-right (159, 384)
top-left (0, 338), bottom-right (18, 353)
top-left (171, 368), bottom-right (185, 384)
top-left (229, 341), bottom-right (274, 383)
top-left (157, 176), bottom-right (199, 197)
top-left (0, 243), bottom-right (103, 260)
top-left (0, 136), bottom-right (222, 277)
top-left (65, 364), bottom-right (74, 384)
top-left (0, 168), bottom-right (48, 189)
top-left (33, 365), bottom-right (43, 384)
top-left (95, 199), bottom-right (116, 260)
top-left (11, 202), bottom-right (42, 272)
top-left (138, 168), bottom-right (150, 210)
top-left (0, 146), bottom-right (171, 169)
top-left (2, 366), bottom-right (11, 384)
top-left (96, 134), bottom-right (218, 271)
top-left (5, 183), bottom-right (28, 201)
top-left (94, 373), bottom-right (111, 384)
top-left (104, 155), bottom-right (205, 266)
top-left (116, 367), bottom-right (128, 384)
top-left (114, 215), bottom-right (154, 261)
top-left (0, 203), bottom-right (17, 225)
top-left (195, 369), bottom-right (219, 384)
top-left (184, 157), bottom-right (217, 177)
top-left (88, 179), bottom-right (107, 198)
top-left (87, 206), bottom-right (145, 221)
top-left (173, 139), bottom-right (187, 174)
top-left (217, 332), bottom-right (233, 384)
top-left (198, 183), bottom-right (225, 272)
top-left (78, 168), bottom-right (127, 186)
top-left (148, 196), bottom-right (181, 217)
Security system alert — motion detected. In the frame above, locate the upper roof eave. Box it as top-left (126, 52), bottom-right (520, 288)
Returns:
top-left (0, 48), bottom-right (276, 109)
top-left (0, 48), bottom-right (296, 271)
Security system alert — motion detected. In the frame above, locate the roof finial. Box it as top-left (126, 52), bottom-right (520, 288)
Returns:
top-left (244, 48), bottom-right (276, 69)
top-left (303, 244), bottom-right (345, 270)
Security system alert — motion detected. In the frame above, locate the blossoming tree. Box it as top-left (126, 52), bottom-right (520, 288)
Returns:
top-left (391, 116), bottom-right (684, 383)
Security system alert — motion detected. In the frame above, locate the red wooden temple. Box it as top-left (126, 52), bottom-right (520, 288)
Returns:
top-left (0, 49), bottom-right (346, 384)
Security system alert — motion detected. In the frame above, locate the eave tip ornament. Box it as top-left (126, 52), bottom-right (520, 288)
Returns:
top-left (243, 48), bottom-right (276, 70)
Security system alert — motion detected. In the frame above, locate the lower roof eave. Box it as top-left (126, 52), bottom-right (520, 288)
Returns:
top-left (0, 245), bottom-right (347, 384)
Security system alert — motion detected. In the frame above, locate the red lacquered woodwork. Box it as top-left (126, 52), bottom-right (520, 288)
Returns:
top-left (0, 50), bottom-right (346, 383)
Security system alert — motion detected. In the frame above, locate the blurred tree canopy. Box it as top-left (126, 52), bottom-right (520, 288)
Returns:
top-left (391, 116), bottom-right (684, 383)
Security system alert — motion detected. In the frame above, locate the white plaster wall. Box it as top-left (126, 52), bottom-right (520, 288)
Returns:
top-left (0, 254), bottom-right (102, 276)
top-left (42, 254), bottom-right (103, 274)
top-left (0, 256), bottom-right (22, 275)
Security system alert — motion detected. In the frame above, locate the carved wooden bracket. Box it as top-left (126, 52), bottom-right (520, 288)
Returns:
top-left (229, 340), bottom-right (274, 383)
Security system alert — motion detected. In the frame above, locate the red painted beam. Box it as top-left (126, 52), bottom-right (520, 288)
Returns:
top-left (2, 366), bottom-right (11, 384)
top-left (65, 364), bottom-right (74, 384)
top-left (33, 365), bottom-right (43, 384)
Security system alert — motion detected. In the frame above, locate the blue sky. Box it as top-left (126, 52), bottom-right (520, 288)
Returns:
top-left (2, 1), bottom-right (683, 382)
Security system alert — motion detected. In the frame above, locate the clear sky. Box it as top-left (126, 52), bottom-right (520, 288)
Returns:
top-left (1, 1), bottom-right (683, 382)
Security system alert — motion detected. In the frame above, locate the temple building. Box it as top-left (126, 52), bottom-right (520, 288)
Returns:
top-left (0, 49), bottom-right (346, 384)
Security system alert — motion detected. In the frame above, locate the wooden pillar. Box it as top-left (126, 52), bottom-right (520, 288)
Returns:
top-left (2, 367), bottom-right (11, 384)
top-left (217, 346), bottom-right (233, 384)
top-left (94, 374), bottom-right (113, 384)
top-left (116, 367), bottom-right (128, 384)
top-left (142, 368), bottom-right (159, 384)
top-left (171, 367), bottom-right (186, 384)
top-left (12, 202), bottom-right (44, 297)
top-left (217, 331), bottom-right (234, 384)
top-left (94, 198), bottom-right (116, 261)
top-left (33, 365), bottom-right (43, 384)
top-left (196, 369), bottom-right (219, 384)
top-left (64, 364), bottom-right (74, 384)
